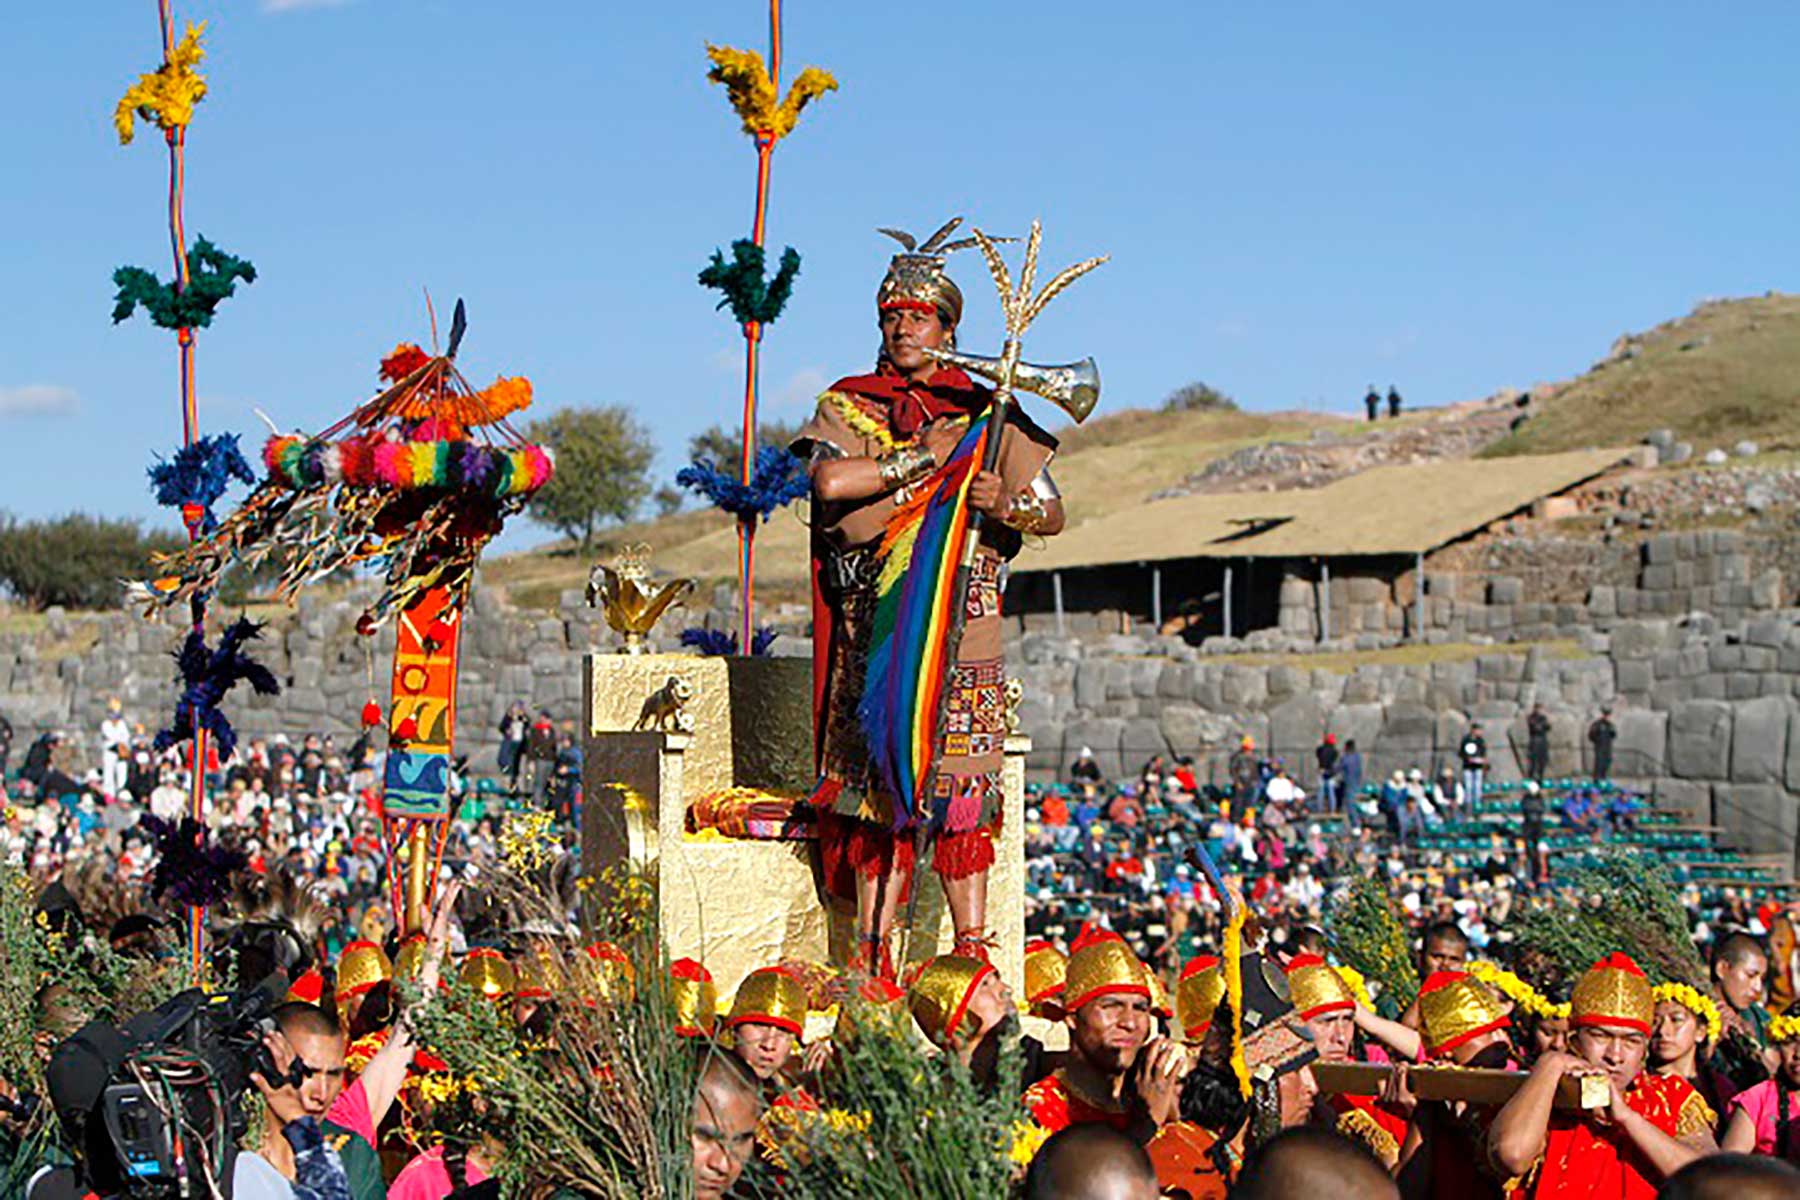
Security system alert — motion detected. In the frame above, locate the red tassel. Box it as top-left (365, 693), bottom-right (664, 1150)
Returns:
top-left (394, 716), bottom-right (418, 742)
top-left (361, 701), bottom-right (382, 728)
top-left (934, 828), bottom-right (995, 880)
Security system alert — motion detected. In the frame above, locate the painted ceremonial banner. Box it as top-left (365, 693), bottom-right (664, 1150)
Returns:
top-left (382, 586), bottom-right (462, 819)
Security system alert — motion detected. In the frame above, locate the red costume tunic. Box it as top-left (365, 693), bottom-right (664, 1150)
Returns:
top-left (1527, 1072), bottom-right (1713, 1200)
top-left (1020, 1070), bottom-right (1132, 1135)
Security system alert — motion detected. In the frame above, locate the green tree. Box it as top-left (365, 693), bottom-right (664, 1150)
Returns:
top-left (1162, 380), bottom-right (1239, 413)
top-left (524, 407), bottom-right (655, 550)
top-left (0, 513), bottom-right (184, 610)
top-left (686, 417), bottom-right (805, 467)
top-left (651, 484), bottom-right (685, 519)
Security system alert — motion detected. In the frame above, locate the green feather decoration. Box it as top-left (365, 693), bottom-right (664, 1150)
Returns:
top-left (698, 239), bottom-right (801, 327)
top-left (111, 235), bottom-right (257, 330)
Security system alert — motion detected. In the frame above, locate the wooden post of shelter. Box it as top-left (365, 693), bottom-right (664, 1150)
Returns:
top-left (1053, 570), bottom-right (1065, 637)
top-left (1223, 563), bottom-right (1233, 639)
top-left (1415, 550), bottom-right (1426, 642)
top-left (1319, 558), bottom-right (1331, 643)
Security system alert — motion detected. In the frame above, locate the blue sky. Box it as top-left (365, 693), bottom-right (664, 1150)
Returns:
top-left (5, 1), bottom-right (1796, 551)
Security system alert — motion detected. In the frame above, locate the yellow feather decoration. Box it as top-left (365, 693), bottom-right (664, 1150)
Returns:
top-left (1224, 906), bottom-right (1250, 1099)
top-left (705, 43), bottom-right (837, 141)
top-left (115, 22), bottom-right (209, 145)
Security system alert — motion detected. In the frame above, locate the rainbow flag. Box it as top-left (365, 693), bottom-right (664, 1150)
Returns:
top-left (857, 418), bottom-right (989, 831)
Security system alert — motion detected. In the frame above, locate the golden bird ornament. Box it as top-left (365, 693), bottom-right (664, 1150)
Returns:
top-left (586, 544), bottom-right (694, 653)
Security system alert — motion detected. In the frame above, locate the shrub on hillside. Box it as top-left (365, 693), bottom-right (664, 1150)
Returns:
top-left (0, 513), bottom-right (183, 610)
top-left (1162, 381), bottom-right (1239, 413)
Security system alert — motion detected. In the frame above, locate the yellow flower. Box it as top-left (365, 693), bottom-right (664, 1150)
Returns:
top-left (821, 1108), bottom-right (872, 1136)
top-left (705, 44), bottom-right (837, 141)
top-left (499, 809), bottom-right (556, 873)
top-left (1770, 1013), bottom-right (1800, 1044)
top-left (1467, 960), bottom-right (1554, 1018)
top-left (115, 22), bottom-right (209, 145)
top-left (1007, 1120), bottom-right (1052, 1167)
top-left (1652, 982), bottom-right (1723, 1044)
top-left (1334, 963), bottom-right (1374, 1010)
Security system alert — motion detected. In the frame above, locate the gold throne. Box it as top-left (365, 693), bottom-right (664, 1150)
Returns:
top-left (580, 651), bottom-right (1028, 999)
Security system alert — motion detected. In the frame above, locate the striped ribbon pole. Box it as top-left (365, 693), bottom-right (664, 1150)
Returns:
top-left (735, 0), bottom-right (783, 651)
top-left (154, 0), bottom-right (212, 984)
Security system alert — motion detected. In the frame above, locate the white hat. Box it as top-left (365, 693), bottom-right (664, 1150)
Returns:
top-left (1079, 746), bottom-right (1094, 758)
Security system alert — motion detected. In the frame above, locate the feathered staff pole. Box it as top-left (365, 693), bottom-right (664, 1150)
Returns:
top-left (703, 3), bottom-right (836, 649)
top-left (113, 1), bottom-right (255, 982)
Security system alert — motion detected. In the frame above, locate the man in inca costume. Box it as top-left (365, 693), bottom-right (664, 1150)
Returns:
top-left (793, 218), bottom-right (1065, 979)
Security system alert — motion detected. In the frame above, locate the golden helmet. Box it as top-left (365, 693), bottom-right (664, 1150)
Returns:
top-left (459, 947), bottom-right (516, 1002)
top-left (907, 955), bottom-right (996, 1049)
top-left (1023, 939), bottom-right (1067, 1016)
top-left (1176, 955), bottom-right (1226, 1042)
top-left (1571, 953), bottom-right (1655, 1035)
top-left (581, 942), bottom-right (638, 1004)
top-left (393, 934), bottom-right (429, 983)
top-left (670, 958), bottom-right (718, 1038)
top-left (336, 940), bottom-right (393, 1001)
top-left (514, 947), bottom-right (564, 1002)
top-left (728, 966), bottom-right (808, 1038)
top-left (1064, 924), bottom-right (1149, 1014)
top-left (1284, 954), bottom-right (1357, 1023)
top-left (1418, 970), bottom-right (1511, 1059)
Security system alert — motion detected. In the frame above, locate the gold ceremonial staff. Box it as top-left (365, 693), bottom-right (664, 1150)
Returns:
top-left (904, 220), bottom-right (1106, 948)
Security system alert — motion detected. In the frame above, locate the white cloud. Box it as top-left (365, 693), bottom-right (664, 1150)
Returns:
top-left (0, 385), bottom-right (78, 417)
top-left (261, 0), bottom-right (351, 12)
top-left (772, 367), bottom-right (828, 411)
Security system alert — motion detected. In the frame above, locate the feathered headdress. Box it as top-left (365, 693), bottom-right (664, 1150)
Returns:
top-left (229, 863), bottom-right (331, 950)
top-left (875, 217), bottom-right (986, 326)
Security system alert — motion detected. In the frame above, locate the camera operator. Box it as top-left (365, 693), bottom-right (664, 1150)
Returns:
top-left (259, 882), bottom-right (460, 1200)
top-left (236, 1031), bottom-right (353, 1200)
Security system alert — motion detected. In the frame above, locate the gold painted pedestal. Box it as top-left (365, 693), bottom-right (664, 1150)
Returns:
top-left (581, 652), bottom-right (1027, 999)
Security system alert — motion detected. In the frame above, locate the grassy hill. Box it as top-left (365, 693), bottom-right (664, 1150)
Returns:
top-left (1483, 292), bottom-right (1800, 458)
top-left (483, 405), bottom-right (1339, 610)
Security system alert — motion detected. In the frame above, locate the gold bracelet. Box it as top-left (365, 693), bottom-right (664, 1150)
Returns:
top-left (878, 445), bottom-right (937, 490)
top-left (1002, 489), bottom-right (1050, 534)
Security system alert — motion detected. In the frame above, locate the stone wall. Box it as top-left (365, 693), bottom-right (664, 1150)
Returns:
top-left (1006, 611), bottom-right (1800, 870)
top-left (7, 576), bottom-right (1800, 867)
top-left (0, 584), bottom-right (660, 774)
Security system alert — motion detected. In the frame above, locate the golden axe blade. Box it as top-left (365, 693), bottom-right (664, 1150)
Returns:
top-left (920, 346), bottom-right (1102, 425)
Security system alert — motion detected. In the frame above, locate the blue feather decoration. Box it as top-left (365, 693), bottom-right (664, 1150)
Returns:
top-left (679, 626), bottom-right (780, 657)
top-left (676, 438), bottom-right (810, 518)
top-left (155, 618), bottom-right (282, 764)
top-left (676, 443), bottom-right (809, 523)
top-left (147, 433), bottom-right (255, 532)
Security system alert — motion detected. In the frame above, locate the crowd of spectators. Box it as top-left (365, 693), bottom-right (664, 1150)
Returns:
top-left (0, 701), bottom-right (583, 965)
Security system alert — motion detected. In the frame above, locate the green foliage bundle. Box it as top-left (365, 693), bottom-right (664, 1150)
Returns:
top-left (1509, 850), bottom-right (1705, 991)
top-left (0, 512), bottom-right (184, 609)
top-left (523, 407), bottom-right (656, 550)
top-left (1161, 381), bottom-right (1238, 413)
top-left (0, 861), bottom-right (184, 1194)
top-left (772, 1015), bottom-right (1025, 1200)
top-left (1327, 874), bottom-right (1420, 1011)
top-left (111, 236), bottom-right (257, 330)
top-left (409, 867), bottom-right (696, 1199)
